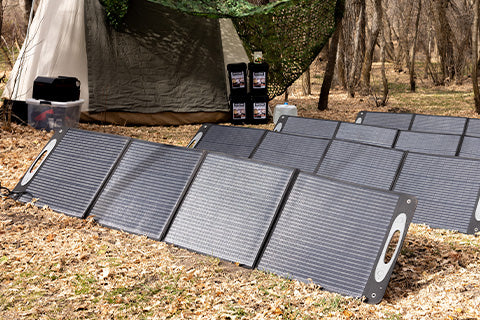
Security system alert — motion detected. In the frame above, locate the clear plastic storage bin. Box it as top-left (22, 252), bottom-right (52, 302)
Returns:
top-left (27, 98), bottom-right (84, 132)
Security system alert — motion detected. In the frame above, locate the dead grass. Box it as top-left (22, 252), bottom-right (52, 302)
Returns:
top-left (2, 67), bottom-right (480, 319)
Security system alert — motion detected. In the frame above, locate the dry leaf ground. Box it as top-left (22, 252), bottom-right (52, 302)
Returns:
top-left (2, 67), bottom-right (480, 319)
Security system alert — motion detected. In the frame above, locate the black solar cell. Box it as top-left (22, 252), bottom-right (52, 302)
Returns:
top-left (89, 141), bottom-right (204, 239)
top-left (164, 153), bottom-right (295, 267)
top-left (251, 131), bottom-right (330, 173)
top-left (393, 153), bottom-right (480, 233)
top-left (356, 111), bottom-right (413, 130)
top-left (15, 129), bottom-right (129, 218)
top-left (394, 131), bottom-right (461, 156)
top-left (258, 172), bottom-right (416, 304)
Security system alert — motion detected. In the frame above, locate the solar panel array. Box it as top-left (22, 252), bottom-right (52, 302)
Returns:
top-left (17, 129), bottom-right (129, 218)
top-left (191, 122), bottom-right (480, 235)
top-left (15, 116), bottom-right (480, 303)
top-left (13, 127), bottom-right (417, 304)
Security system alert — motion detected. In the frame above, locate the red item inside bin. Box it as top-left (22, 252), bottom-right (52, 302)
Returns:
top-left (34, 109), bottom-right (54, 122)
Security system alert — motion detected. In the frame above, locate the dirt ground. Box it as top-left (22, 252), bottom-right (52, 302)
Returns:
top-left (2, 70), bottom-right (480, 319)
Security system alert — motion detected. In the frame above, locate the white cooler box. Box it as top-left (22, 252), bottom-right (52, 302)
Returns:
top-left (26, 98), bottom-right (84, 132)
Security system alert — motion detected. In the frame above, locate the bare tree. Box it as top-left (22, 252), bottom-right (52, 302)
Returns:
top-left (473, 0), bottom-right (480, 113)
top-left (318, 0), bottom-right (345, 110)
top-left (301, 68), bottom-right (311, 96)
top-left (433, 0), bottom-right (456, 81)
top-left (361, 0), bottom-right (383, 92)
top-left (409, 0), bottom-right (422, 92)
top-left (379, 30), bottom-right (388, 105)
top-left (338, 0), bottom-right (366, 97)
top-left (448, 0), bottom-right (474, 84)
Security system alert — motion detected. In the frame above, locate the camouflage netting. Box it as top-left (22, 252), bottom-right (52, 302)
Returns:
top-left (103, 0), bottom-right (340, 99)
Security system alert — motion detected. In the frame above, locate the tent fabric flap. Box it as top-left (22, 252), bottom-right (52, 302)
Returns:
top-left (85, 0), bottom-right (228, 114)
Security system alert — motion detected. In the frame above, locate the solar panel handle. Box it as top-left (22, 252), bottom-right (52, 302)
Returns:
top-left (187, 131), bottom-right (204, 149)
top-left (20, 138), bottom-right (58, 186)
top-left (373, 212), bottom-right (408, 283)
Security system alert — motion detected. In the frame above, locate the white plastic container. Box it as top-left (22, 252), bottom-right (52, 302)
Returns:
top-left (273, 102), bottom-right (297, 124)
top-left (27, 98), bottom-right (84, 132)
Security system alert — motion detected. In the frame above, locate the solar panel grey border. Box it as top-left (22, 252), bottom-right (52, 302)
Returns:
top-left (458, 135), bottom-right (480, 160)
top-left (250, 131), bottom-right (331, 173)
top-left (335, 122), bottom-right (398, 148)
top-left (411, 114), bottom-right (467, 135)
top-left (356, 111), bottom-right (414, 130)
top-left (12, 128), bottom-right (131, 218)
top-left (188, 123), bottom-right (268, 158)
top-left (274, 115), bottom-right (400, 148)
top-left (315, 139), bottom-right (406, 190)
top-left (88, 140), bottom-right (207, 240)
top-left (393, 131), bottom-right (462, 156)
top-left (256, 172), bottom-right (417, 304)
top-left (356, 111), bottom-right (469, 135)
top-left (273, 115), bottom-right (341, 139)
top-left (465, 118), bottom-right (480, 137)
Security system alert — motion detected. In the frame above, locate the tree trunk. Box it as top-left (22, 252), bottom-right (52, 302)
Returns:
top-left (350, 0), bottom-right (365, 97)
top-left (473, 0), bottom-right (480, 113)
top-left (409, 0), bottom-right (422, 92)
top-left (301, 68), bottom-right (311, 96)
top-left (345, 0), bottom-right (366, 98)
top-left (380, 31), bottom-right (388, 106)
top-left (336, 26), bottom-right (347, 89)
top-left (361, 0), bottom-right (382, 92)
top-left (318, 0), bottom-right (345, 110)
top-left (433, 0), bottom-right (456, 81)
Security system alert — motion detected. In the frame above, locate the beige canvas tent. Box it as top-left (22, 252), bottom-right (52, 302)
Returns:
top-left (4, 0), bottom-right (249, 125)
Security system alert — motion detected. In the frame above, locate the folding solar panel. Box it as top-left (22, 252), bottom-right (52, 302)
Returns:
top-left (394, 131), bottom-right (461, 156)
top-left (251, 132), bottom-right (330, 173)
top-left (164, 153), bottom-right (295, 267)
top-left (89, 141), bottom-right (204, 239)
top-left (465, 118), bottom-right (480, 137)
top-left (393, 153), bottom-right (480, 234)
top-left (335, 122), bottom-right (398, 147)
top-left (458, 136), bottom-right (480, 160)
top-left (410, 114), bottom-right (467, 135)
top-left (13, 129), bottom-right (130, 218)
top-left (316, 140), bottom-right (404, 190)
top-left (356, 111), bottom-right (413, 130)
top-left (257, 172), bottom-right (416, 304)
top-left (273, 116), bottom-right (340, 139)
top-left (188, 124), bottom-right (267, 158)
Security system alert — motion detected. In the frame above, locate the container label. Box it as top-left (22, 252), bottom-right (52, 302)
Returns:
top-left (231, 72), bottom-right (245, 89)
top-left (253, 102), bottom-right (267, 119)
top-left (232, 102), bottom-right (246, 120)
top-left (253, 72), bottom-right (266, 89)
